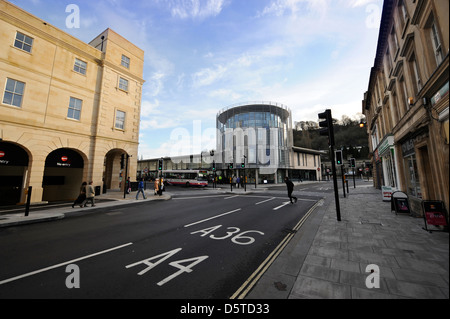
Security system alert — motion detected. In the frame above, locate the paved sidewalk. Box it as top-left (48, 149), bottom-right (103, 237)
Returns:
top-left (0, 190), bottom-right (171, 228)
top-left (247, 185), bottom-right (449, 299)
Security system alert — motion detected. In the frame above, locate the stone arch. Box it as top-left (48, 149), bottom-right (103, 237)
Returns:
top-left (0, 141), bottom-right (31, 206)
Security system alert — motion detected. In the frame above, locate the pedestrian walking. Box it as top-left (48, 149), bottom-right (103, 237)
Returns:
top-left (84, 181), bottom-right (96, 207)
top-left (136, 178), bottom-right (147, 200)
top-left (72, 182), bottom-right (87, 208)
top-left (284, 177), bottom-right (298, 204)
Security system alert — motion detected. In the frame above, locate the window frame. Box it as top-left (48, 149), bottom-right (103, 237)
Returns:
top-left (118, 77), bottom-right (129, 92)
top-left (2, 78), bottom-right (26, 108)
top-left (67, 97), bottom-right (83, 121)
top-left (115, 109), bottom-right (126, 130)
top-left (13, 31), bottom-right (34, 53)
top-left (121, 55), bottom-right (130, 69)
top-left (73, 58), bottom-right (87, 76)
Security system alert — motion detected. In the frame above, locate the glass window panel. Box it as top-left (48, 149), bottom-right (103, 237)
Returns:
top-left (5, 79), bottom-right (15, 92)
top-left (16, 32), bottom-right (24, 41)
top-left (3, 92), bottom-right (13, 105)
top-left (15, 81), bottom-right (25, 94)
top-left (12, 94), bottom-right (22, 107)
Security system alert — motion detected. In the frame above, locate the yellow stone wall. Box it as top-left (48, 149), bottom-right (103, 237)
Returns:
top-left (0, 0), bottom-right (145, 204)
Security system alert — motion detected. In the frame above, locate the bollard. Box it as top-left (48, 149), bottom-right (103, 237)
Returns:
top-left (25, 186), bottom-right (32, 217)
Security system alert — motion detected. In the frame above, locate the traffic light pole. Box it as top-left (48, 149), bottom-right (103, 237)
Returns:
top-left (330, 146), bottom-right (342, 222)
top-left (319, 109), bottom-right (341, 222)
top-left (341, 165), bottom-right (346, 198)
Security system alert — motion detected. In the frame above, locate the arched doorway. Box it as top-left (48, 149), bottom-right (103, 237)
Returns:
top-left (0, 142), bottom-right (29, 206)
top-left (104, 149), bottom-right (128, 191)
top-left (43, 148), bottom-right (85, 202)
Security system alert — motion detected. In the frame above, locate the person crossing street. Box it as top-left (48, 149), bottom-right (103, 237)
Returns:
top-left (284, 177), bottom-right (298, 204)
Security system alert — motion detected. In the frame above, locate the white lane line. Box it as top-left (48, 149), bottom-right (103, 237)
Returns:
top-left (0, 242), bottom-right (133, 286)
top-left (184, 209), bottom-right (242, 228)
top-left (255, 197), bottom-right (276, 205)
top-left (224, 195), bottom-right (239, 200)
top-left (273, 202), bottom-right (291, 211)
top-left (173, 195), bottom-right (229, 200)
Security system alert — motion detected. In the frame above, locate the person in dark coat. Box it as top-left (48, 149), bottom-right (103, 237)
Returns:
top-left (284, 177), bottom-right (298, 204)
top-left (72, 182), bottom-right (87, 208)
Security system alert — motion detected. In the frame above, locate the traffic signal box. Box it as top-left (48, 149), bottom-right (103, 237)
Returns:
top-left (335, 150), bottom-right (343, 166)
top-left (318, 109), bottom-right (335, 146)
top-left (158, 159), bottom-right (163, 171)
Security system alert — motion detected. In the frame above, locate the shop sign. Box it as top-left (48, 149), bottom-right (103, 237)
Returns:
top-left (401, 139), bottom-right (415, 157)
top-left (431, 81), bottom-right (449, 107)
top-left (0, 143), bottom-right (29, 166)
top-left (378, 135), bottom-right (394, 157)
top-left (382, 186), bottom-right (396, 202)
top-left (423, 201), bottom-right (448, 227)
top-left (0, 151), bottom-right (8, 165)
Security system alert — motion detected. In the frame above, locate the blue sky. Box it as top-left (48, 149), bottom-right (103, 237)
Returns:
top-left (10, 0), bottom-right (383, 159)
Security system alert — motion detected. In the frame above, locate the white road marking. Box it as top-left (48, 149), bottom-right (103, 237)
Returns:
top-left (224, 195), bottom-right (239, 200)
top-left (255, 198), bottom-right (276, 205)
top-left (273, 202), bottom-right (291, 211)
top-left (0, 243), bottom-right (133, 286)
top-left (184, 209), bottom-right (242, 228)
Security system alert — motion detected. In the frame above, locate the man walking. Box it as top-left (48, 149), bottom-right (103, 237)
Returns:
top-left (284, 177), bottom-right (298, 204)
top-left (84, 181), bottom-right (96, 207)
top-left (136, 178), bottom-right (147, 200)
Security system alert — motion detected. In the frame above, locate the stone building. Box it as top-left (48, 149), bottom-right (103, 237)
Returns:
top-left (363, 0), bottom-right (449, 215)
top-left (0, 1), bottom-right (145, 205)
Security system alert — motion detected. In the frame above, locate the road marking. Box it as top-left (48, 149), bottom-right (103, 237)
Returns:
top-left (255, 198), bottom-right (275, 205)
top-left (273, 202), bottom-right (291, 211)
top-left (173, 195), bottom-right (229, 200)
top-left (184, 209), bottom-right (242, 228)
top-left (231, 199), bottom-right (323, 299)
top-left (0, 243), bottom-right (133, 286)
top-left (224, 195), bottom-right (239, 200)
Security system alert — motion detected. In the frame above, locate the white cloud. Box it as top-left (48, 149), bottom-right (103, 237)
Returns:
top-left (168, 0), bottom-right (227, 20)
top-left (191, 64), bottom-right (227, 88)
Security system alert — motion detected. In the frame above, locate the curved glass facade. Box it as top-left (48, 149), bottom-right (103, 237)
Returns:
top-left (216, 102), bottom-right (293, 174)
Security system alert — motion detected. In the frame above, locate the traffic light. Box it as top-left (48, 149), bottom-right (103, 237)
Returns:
top-left (318, 109), bottom-right (335, 146)
top-left (158, 159), bottom-right (163, 171)
top-left (350, 158), bottom-right (356, 168)
top-left (212, 161), bottom-right (216, 171)
top-left (229, 163), bottom-right (234, 169)
top-left (241, 163), bottom-right (245, 169)
top-left (120, 154), bottom-right (125, 169)
top-left (335, 151), bottom-right (343, 166)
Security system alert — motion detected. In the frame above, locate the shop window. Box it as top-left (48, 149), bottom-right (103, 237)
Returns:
top-left (404, 154), bottom-right (422, 199)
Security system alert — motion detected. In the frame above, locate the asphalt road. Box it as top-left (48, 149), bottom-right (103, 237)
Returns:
top-left (0, 188), bottom-right (323, 299)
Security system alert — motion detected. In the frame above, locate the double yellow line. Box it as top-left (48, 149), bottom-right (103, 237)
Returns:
top-left (230, 199), bottom-right (324, 299)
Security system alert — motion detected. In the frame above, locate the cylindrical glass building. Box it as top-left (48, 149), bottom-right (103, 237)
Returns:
top-left (216, 101), bottom-right (293, 184)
